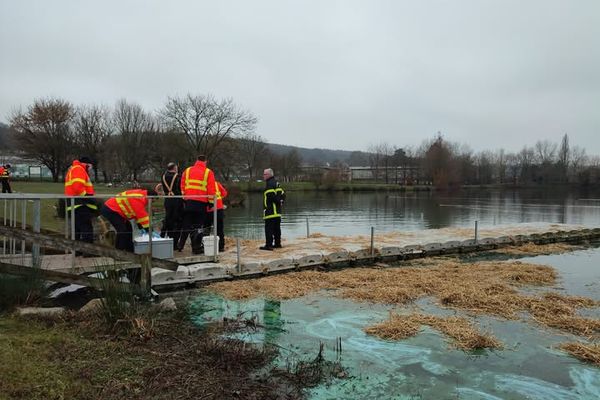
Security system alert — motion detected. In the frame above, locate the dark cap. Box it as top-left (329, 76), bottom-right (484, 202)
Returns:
top-left (79, 156), bottom-right (93, 164)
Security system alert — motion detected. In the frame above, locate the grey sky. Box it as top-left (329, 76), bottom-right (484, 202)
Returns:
top-left (1, 0), bottom-right (599, 153)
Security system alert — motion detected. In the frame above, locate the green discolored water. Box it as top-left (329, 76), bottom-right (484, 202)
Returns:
top-left (188, 248), bottom-right (600, 399)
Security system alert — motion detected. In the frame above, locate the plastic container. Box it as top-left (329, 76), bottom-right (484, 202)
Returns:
top-left (202, 235), bottom-right (220, 256)
top-left (133, 235), bottom-right (174, 259)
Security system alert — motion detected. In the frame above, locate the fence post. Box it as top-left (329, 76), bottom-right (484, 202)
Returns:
top-left (139, 253), bottom-right (152, 297)
top-left (148, 197), bottom-right (153, 257)
top-left (70, 198), bottom-right (76, 268)
top-left (3, 199), bottom-right (6, 255)
top-left (32, 199), bottom-right (41, 267)
top-left (306, 218), bottom-right (310, 238)
top-left (21, 199), bottom-right (26, 261)
top-left (370, 226), bottom-right (375, 256)
top-left (236, 238), bottom-right (241, 273)
top-left (213, 195), bottom-right (218, 262)
top-left (474, 220), bottom-right (479, 244)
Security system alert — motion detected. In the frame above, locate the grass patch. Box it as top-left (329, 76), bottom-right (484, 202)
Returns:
top-left (0, 270), bottom-right (47, 312)
top-left (0, 308), bottom-right (307, 399)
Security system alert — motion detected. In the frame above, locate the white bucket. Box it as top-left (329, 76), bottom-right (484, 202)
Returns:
top-left (202, 235), bottom-right (220, 256)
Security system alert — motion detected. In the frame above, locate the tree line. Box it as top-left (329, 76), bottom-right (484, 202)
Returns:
top-left (368, 132), bottom-right (600, 188)
top-left (6, 95), bottom-right (303, 183)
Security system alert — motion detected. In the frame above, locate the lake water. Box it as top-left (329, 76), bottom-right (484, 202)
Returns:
top-left (189, 188), bottom-right (600, 399)
top-left (224, 188), bottom-right (600, 240)
top-left (189, 248), bottom-right (600, 400)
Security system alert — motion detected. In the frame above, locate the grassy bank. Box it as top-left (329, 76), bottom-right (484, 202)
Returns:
top-left (0, 307), bottom-right (313, 400)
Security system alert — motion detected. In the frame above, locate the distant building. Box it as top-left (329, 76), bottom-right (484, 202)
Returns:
top-left (0, 155), bottom-right (52, 179)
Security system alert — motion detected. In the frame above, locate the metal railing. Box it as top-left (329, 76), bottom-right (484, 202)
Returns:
top-left (0, 193), bottom-right (219, 269)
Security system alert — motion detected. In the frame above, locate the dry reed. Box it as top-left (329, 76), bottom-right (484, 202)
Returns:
top-left (208, 259), bottom-right (600, 339)
top-left (364, 313), bottom-right (501, 350)
top-left (559, 342), bottom-right (600, 366)
top-left (494, 242), bottom-right (580, 256)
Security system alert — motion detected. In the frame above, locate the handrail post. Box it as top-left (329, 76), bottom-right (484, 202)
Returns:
top-left (236, 238), bottom-right (241, 273)
top-left (70, 197), bottom-right (76, 269)
top-left (32, 199), bottom-right (41, 268)
top-left (213, 194), bottom-right (218, 262)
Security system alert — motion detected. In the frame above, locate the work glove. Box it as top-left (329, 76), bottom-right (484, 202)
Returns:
top-left (152, 231), bottom-right (161, 239)
top-left (139, 228), bottom-right (148, 236)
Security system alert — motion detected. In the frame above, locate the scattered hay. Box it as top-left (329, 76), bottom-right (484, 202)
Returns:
top-left (308, 233), bottom-right (326, 238)
top-left (208, 259), bottom-right (600, 339)
top-left (559, 342), bottom-right (600, 366)
top-left (494, 242), bottom-right (580, 256)
top-left (365, 313), bottom-right (502, 350)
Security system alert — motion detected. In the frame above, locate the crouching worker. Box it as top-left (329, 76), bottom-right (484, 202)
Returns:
top-left (101, 188), bottom-right (156, 283)
top-left (101, 188), bottom-right (157, 253)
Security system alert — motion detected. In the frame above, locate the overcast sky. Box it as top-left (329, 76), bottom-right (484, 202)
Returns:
top-left (1, 0), bottom-right (599, 153)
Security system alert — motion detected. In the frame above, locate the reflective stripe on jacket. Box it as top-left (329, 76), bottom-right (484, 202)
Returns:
top-left (207, 181), bottom-right (228, 211)
top-left (64, 160), bottom-right (97, 211)
top-left (263, 177), bottom-right (285, 220)
top-left (105, 189), bottom-right (150, 228)
top-left (180, 160), bottom-right (216, 202)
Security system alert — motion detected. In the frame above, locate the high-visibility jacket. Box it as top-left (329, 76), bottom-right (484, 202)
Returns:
top-left (0, 167), bottom-right (7, 179)
top-left (207, 181), bottom-right (228, 212)
top-left (263, 177), bottom-right (285, 220)
top-left (104, 189), bottom-right (150, 228)
top-left (180, 160), bottom-right (216, 203)
top-left (64, 160), bottom-right (97, 211)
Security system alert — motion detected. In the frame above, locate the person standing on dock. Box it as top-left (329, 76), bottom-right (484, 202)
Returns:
top-left (64, 157), bottom-right (98, 244)
top-left (0, 164), bottom-right (12, 193)
top-left (160, 162), bottom-right (183, 250)
top-left (206, 180), bottom-right (228, 252)
top-left (260, 168), bottom-right (285, 251)
top-left (177, 155), bottom-right (216, 254)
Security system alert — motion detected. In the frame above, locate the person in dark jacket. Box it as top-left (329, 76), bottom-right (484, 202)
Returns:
top-left (260, 168), bottom-right (285, 251)
top-left (160, 162), bottom-right (183, 250)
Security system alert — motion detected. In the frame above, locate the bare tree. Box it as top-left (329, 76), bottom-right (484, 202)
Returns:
top-left (161, 94), bottom-right (257, 160)
top-left (113, 99), bottom-right (156, 181)
top-left (73, 104), bottom-right (112, 181)
top-left (10, 98), bottom-right (76, 182)
top-left (238, 133), bottom-right (269, 181)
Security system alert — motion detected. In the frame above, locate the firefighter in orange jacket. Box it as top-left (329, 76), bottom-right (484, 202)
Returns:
top-left (177, 155), bottom-right (216, 254)
top-left (0, 164), bottom-right (12, 193)
top-left (206, 181), bottom-right (228, 252)
top-left (100, 188), bottom-right (155, 253)
top-left (64, 157), bottom-right (97, 243)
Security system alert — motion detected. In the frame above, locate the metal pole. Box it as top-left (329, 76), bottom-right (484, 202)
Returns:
top-left (213, 195), bottom-right (218, 261)
top-left (306, 218), bottom-right (310, 238)
top-left (236, 238), bottom-right (241, 273)
top-left (2, 199), bottom-right (6, 255)
top-left (12, 199), bottom-right (17, 255)
top-left (370, 226), bottom-right (375, 256)
top-left (148, 197), bottom-right (153, 258)
top-left (21, 199), bottom-right (26, 261)
top-left (64, 198), bottom-right (69, 254)
top-left (474, 220), bottom-right (479, 244)
top-left (32, 199), bottom-right (41, 267)
top-left (70, 198), bottom-right (76, 268)
top-left (8, 199), bottom-right (13, 255)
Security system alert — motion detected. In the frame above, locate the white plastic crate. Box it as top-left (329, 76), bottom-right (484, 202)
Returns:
top-left (133, 235), bottom-right (174, 259)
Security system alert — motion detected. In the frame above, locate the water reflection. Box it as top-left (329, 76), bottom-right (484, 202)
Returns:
top-left (225, 188), bottom-right (600, 239)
